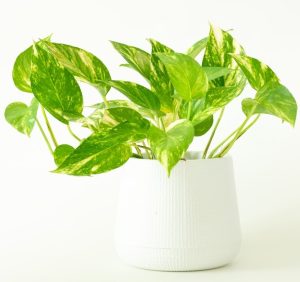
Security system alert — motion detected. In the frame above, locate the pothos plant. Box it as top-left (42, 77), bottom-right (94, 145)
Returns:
top-left (5, 25), bottom-right (297, 176)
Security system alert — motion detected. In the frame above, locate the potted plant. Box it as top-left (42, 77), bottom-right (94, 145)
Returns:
top-left (5, 25), bottom-right (297, 271)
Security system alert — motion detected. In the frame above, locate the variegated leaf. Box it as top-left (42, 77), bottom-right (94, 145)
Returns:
top-left (203, 67), bottom-right (233, 81)
top-left (202, 24), bottom-right (246, 90)
top-left (187, 37), bottom-right (208, 58)
top-left (231, 54), bottom-right (279, 90)
top-left (111, 41), bottom-right (151, 80)
top-left (31, 45), bottom-right (83, 124)
top-left (54, 144), bottom-right (75, 166)
top-left (149, 39), bottom-right (174, 112)
top-left (41, 41), bottom-right (111, 96)
top-left (82, 106), bottom-right (150, 132)
top-left (12, 46), bottom-right (33, 93)
top-left (54, 122), bottom-right (148, 175)
top-left (107, 107), bottom-right (150, 128)
top-left (192, 82), bottom-right (245, 124)
top-left (12, 36), bottom-right (52, 93)
top-left (194, 115), bottom-right (214, 136)
top-left (157, 53), bottom-right (208, 101)
top-left (90, 99), bottom-right (157, 118)
top-left (5, 97), bottom-right (39, 136)
top-left (105, 80), bottom-right (160, 112)
top-left (242, 83), bottom-right (297, 126)
top-left (148, 120), bottom-right (194, 175)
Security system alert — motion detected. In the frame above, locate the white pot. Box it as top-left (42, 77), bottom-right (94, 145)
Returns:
top-left (114, 152), bottom-right (241, 271)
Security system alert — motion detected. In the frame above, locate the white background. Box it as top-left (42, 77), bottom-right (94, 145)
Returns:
top-left (0, 0), bottom-right (300, 281)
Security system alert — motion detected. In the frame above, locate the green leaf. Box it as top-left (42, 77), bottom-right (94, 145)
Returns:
top-left (149, 39), bottom-right (174, 112)
top-left (105, 80), bottom-right (160, 112)
top-left (187, 37), bottom-right (208, 58)
top-left (230, 54), bottom-right (279, 90)
top-left (82, 106), bottom-right (151, 133)
top-left (194, 115), bottom-right (214, 136)
top-left (148, 120), bottom-right (194, 175)
top-left (202, 24), bottom-right (246, 89)
top-left (54, 144), bottom-right (75, 166)
top-left (192, 83), bottom-right (245, 124)
top-left (5, 97), bottom-right (39, 136)
top-left (157, 53), bottom-right (208, 101)
top-left (111, 41), bottom-right (151, 80)
top-left (41, 41), bottom-right (111, 96)
top-left (242, 83), bottom-right (297, 126)
top-left (54, 122), bottom-right (147, 175)
top-left (12, 46), bottom-right (33, 93)
top-left (90, 99), bottom-right (157, 118)
top-left (30, 44), bottom-right (83, 124)
top-left (106, 107), bottom-right (150, 129)
top-left (12, 36), bottom-right (52, 93)
top-left (203, 67), bottom-right (233, 81)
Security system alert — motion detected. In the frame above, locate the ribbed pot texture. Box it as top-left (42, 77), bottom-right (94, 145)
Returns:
top-left (114, 152), bottom-right (241, 271)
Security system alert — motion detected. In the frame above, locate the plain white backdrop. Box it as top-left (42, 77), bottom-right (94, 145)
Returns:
top-left (0, 0), bottom-right (300, 281)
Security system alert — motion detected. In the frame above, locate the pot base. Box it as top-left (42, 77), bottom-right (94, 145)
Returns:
top-left (115, 242), bottom-right (240, 271)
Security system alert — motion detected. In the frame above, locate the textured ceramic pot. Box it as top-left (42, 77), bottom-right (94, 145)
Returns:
top-left (114, 152), bottom-right (241, 271)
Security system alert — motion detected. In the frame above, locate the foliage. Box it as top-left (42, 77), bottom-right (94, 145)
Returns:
top-left (5, 24), bottom-right (297, 176)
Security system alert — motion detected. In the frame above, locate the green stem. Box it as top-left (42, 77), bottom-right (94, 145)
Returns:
top-left (141, 141), bottom-right (152, 159)
top-left (187, 101), bottom-right (192, 120)
top-left (174, 98), bottom-right (182, 122)
top-left (134, 144), bottom-right (143, 158)
top-left (208, 128), bottom-right (238, 158)
top-left (36, 118), bottom-right (53, 155)
top-left (41, 107), bottom-right (58, 147)
top-left (102, 94), bottom-right (109, 108)
top-left (159, 117), bottom-right (166, 131)
top-left (202, 108), bottom-right (224, 159)
top-left (67, 124), bottom-right (82, 142)
top-left (216, 114), bottom-right (260, 158)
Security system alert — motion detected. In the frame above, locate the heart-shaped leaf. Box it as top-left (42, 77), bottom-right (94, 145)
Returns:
top-left (12, 46), bottom-right (33, 93)
top-left (41, 41), bottom-right (111, 96)
top-left (54, 144), bottom-right (75, 166)
top-left (31, 44), bottom-right (83, 124)
top-left (192, 82), bottom-right (245, 124)
top-left (105, 80), bottom-right (160, 112)
top-left (194, 115), bottom-right (214, 136)
top-left (242, 83), bottom-right (297, 126)
top-left (54, 122), bottom-right (148, 175)
top-left (157, 53), bottom-right (208, 101)
top-left (202, 24), bottom-right (246, 89)
top-left (111, 41), bottom-right (151, 81)
top-left (12, 36), bottom-right (52, 93)
top-left (5, 97), bottom-right (39, 136)
top-left (203, 67), bottom-right (233, 81)
top-left (231, 54), bottom-right (279, 90)
top-left (187, 37), bottom-right (208, 58)
top-left (148, 120), bottom-right (194, 175)
top-left (149, 39), bottom-right (174, 112)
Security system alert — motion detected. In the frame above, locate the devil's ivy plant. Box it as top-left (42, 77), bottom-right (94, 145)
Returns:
top-left (5, 25), bottom-right (297, 176)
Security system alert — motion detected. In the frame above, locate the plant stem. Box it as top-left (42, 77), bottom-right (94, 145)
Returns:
top-left (133, 144), bottom-right (143, 158)
top-left (202, 108), bottom-right (224, 159)
top-left (102, 94), bottom-right (109, 108)
top-left (208, 128), bottom-right (238, 158)
top-left (187, 101), bottom-right (192, 120)
top-left (41, 107), bottom-right (58, 147)
top-left (209, 115), bottom-right (260, 159)
top-left (141, 141), bottom-right (152, 159)
top-left (216, 114), bottom-right (260, 158)
top-left (159, 117), bottom-right (166, 131)
top-left (36, 118), bottom-right (53, 155)
top-left (67, 124), bottom-right (82, 142)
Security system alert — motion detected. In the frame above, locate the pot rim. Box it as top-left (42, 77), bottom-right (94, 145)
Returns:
top-left (129, 150), bottom-right (232, 163)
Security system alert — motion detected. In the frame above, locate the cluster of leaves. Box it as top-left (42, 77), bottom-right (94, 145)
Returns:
top-left (5, 25), bottom-right (297, 176)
